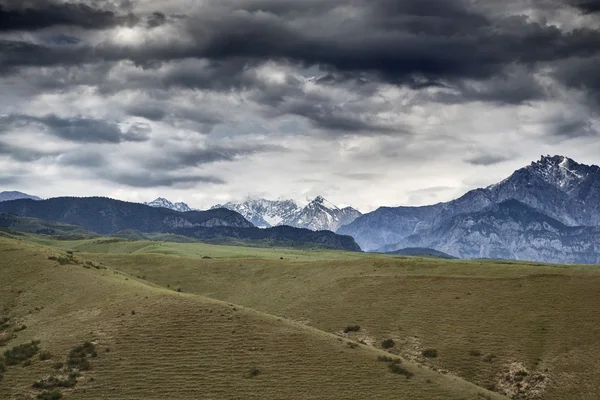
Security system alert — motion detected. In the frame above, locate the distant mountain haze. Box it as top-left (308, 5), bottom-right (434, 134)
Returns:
top-left (0, 191), bottom-right (41, 202)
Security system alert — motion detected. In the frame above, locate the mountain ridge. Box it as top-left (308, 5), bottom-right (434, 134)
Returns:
top-left (145, 197), bottom-right (194, 212)
top-left (339, 155), bottom-right (600, 254)
top-left (213, 196), bottom-right (362, 231)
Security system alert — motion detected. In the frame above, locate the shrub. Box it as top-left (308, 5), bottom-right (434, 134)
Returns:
top-left (343, 325), bottom-right (361, 333)
top-left (37, 390), bottom-right (63, 400)
top-left (483, 354), bottom-right (497, 363)
top-left (469, 350), bottom-right (482, 357)
top-left (3, 340), bottom-right (40, 366)
top-left (39, 351), bottom-right (53, 361)
top-left (247, 367), bottom-right (260, 378)
top-left (377, 355), bottom-right (399, 363)
top-left (52, 362), bottom-right (64, 370)
top-left (388, 363), bottom-right (414, 378)
top-left (33, 375), bottom-right (77, 389)
top-left (0, 361), bottom-right (5, 372)
top-left (422, 348), bottom-right (438, 358)
top-left (381, 339), bottom-right (395, 349)
top-left (23, 359), bottom-right (32, 367)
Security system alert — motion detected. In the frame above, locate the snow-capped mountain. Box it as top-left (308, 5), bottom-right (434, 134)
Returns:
top-left (0, 191), bottom-right (41, 202)
top-left (212, 198), bottom-right (301, 228)
top-left (212, 196), bottom-right (362, 231)
top-left (144, 197), bottom-right (194, 212)
top-left (339, 155), bottom-right (600, 255)
top-left (286, 196), bottom-right (362, 231)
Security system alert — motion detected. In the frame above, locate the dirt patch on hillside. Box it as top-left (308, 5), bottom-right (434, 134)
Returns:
top-left (495, 362), bottom-right (549, 399)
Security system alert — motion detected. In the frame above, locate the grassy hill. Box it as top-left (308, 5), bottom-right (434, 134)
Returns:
top-left (59, 239), bottom-right (600, 400)
top-left (0, 213), bottom-right (98, 239)
top-left (0, 236), bottom-right (504, 400)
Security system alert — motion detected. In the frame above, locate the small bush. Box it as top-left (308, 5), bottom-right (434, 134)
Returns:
top-left (388, 363), bottom-right (414, 378)
top-left (3, 340), bottom-right (40, 366)
top-left (23, 359), bottom-right (32, 367)
top-left (247, 367), bottom-right (260, 378)
top-left (33, 375), bottom-right (77, 389)
top-left (381, 339), bottom-right (395, 349)
top-left (37, 390), bottom-right (63, 400)
top-left (483, 354), bottom-right (497, 363)
top-left (343, 325), bottom-right (361, 333)
top-left (0, 361), bottom-right (5, 372)
top-left (377, 355), bottom-right (398, 363)
top-left (39, 351), bottom-right (53, 361)
top-left (469, 350), bottom-right (482, 357)
top-left (52, 362), bottom-right (64, 370)
top-left (422, 348), bottom-right (438, 358)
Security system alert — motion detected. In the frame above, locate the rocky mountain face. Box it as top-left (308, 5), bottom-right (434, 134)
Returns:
top-left (0, 191), bottom-right (41, 202)
top-left (144, 197), bottom-right (194, 212)
top-left (393, 200), bottom-right (600, 264)
top-left (339, 155), bottom-right (600, 263)
top-left (212, 198), bottom-right (301, 228)
top-left (214, 196), bottom-right (362, 232)
top-left (0, 197), bottom-right (252, 234)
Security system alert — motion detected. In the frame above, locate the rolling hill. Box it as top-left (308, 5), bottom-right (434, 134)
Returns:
top-left (69, 239), bottom-right (600, 400)
top-left (0, 236), bottom-right (503, 400)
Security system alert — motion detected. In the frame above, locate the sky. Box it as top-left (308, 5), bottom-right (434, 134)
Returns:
top-left (0, 0), bottom-right (599, 212)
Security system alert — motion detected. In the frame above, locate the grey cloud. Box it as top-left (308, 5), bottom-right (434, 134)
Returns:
top-left (142, 142), bottom-right (286, 170)
top-left (0, 141), bottom-right (60, 162)
top-left (465, 154), bottom-right (511, 166)
top-left (0, 0), bottom-right (139, 31)
top-left (106, 171), bottom-right (226, 188)
top-left (1, 0), bottom-right (600, 109)
top-left (0, 114), bottom-right (150, 143)
top-left (147, 12), bottom-right (167, 28)
top-left (58, 151), bottom-right (107, 168)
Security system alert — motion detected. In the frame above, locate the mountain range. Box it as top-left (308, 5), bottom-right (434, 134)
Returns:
top-left (145, 197), bottom-right (194, 212)
top-left (0, 197), bottom-right (360, 251)
top-left (339, 155), bottom-right (600, 263)
top-left (0, 191), bottom-right (41, 202)
top-left (213, 196), bottom-right (362, 231)
top-left (3, 155), bottom-right (600, 263)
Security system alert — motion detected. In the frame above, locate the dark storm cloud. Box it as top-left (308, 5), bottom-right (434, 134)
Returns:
top-left (0, 0), bottom-right (138, 31)
top-left (0, 115), bottom-right (149, 143)
top-left (569, 0), bottom-right (600, 14)
top-left (147, 11), bottom-right (167, 28)
top-left (2, 0), bottom-right (599, 90)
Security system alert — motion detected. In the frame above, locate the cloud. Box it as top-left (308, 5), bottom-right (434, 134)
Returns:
top-left (0, 114), bottom-right (150, 143)
top-left (105, 171), bottom-right (226, 188)
top-left (0, 0), bottom-right (598, 108)
top-left (0, 141), bottom-right (59, 162)
top-left (465, 154), bottom-right (511, 166)
top-left (0, 0), bottom-right (138, 31)
top-left (1, 0), bottom-right (600, 209)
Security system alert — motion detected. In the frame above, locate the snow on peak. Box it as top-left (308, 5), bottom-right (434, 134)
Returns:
top-left (145, 197), bottom-right (194, 212)
top-left (212, 196), bottom-right (361, 231)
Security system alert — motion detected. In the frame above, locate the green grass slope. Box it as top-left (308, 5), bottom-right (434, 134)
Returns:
top-left (0, 213), bottom-right (97, 239)
top-left (72, 240), bottom-right (600, 400)
top-left (0, 237), bottom-right (503, 400)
